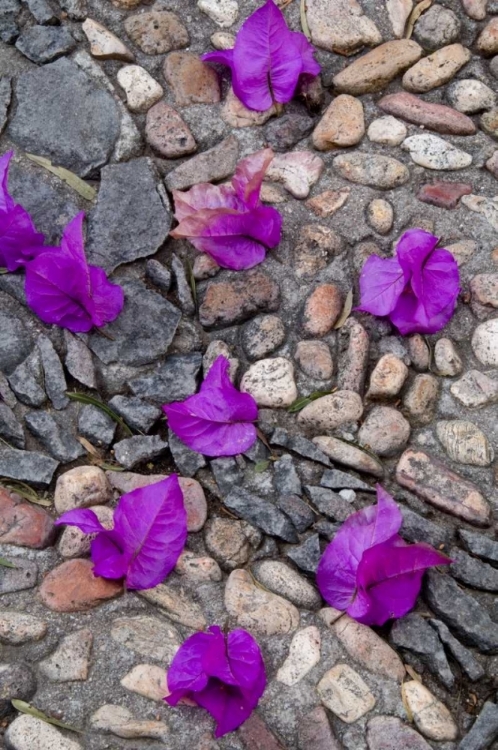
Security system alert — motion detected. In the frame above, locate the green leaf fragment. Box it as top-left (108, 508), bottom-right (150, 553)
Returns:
top-left (254, 460), bottom-right (270, 473)
top-left (11, 700), bottom-right (83, 733)
top-left (26, 153), bottom-right (96, 202)
top-left (0, 557), bottom-right (16, 568)
top-left (65, 392), bottom-right (133, 436)
top-left (287, 390), bottom-right (332, 413)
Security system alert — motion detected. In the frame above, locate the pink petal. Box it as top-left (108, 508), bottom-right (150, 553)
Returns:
top-left (231, 148), bottom-right (274, 208)
top-left (291, 31), bottom-right (321, 77)
top-left (172, 184), bottom-right (242, 222)
top-left (357, 255), bottom-right (406, 317)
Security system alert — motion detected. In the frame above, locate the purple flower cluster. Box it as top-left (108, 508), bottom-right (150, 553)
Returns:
top-left (0, 151), bottom-right (123, 333)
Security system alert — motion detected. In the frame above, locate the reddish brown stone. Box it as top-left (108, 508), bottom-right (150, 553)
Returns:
top-left (163, 52), bottom-right (220, 107)
top-left (145, 101), bottom-right (196, 158)
top-left (302, 284), bottom-right (343, 337)
top-left (417, 180), bottom-right (472, 209)
top-left (0, 488), bottom-right (55, 549)
top-left (298, 706), bottom-right (342, 750)
top-left (238, 713), bottom-right (286, 750)
top-left (199, 271), bottom-right (280, 328)
top-left (379, 92), bottom-right (476, 135)
top-left (486, 150), bottom-right (498, 179)
top-left (39, 559), bottom-right (122, 612)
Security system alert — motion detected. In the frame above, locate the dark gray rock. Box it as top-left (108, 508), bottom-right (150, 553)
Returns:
top-left (243, 439), bottom-right (269, 463)
top-left (0, 273), bottom-right (26, 305)
top-left (37, 335), bottom-right (68, 410)
top-left (171, 254), bottom-right (195, 316)
top-left (276, 494), bottom-right (315, 533)
top-left (401, 506), bottom-right (453, 549)
top-left (0, 78), bottom-right (11, 135)
top-left (211, 457), bottom-right (244, 496)
top-left (88, 279), bottom-right (181, 367)
top-left (250, 536), bottom-right (279, 561)
top-left (63, 331), bottom-right (97, 390)
top-left (78, 404), bottom-right (116, 448)
top-left (390, 613), bottom-right (454, 688)
top-left (429, 619), bottom-right (485, 682)
top-left (0, 447), bottom-right (58, 487)
top-left (265, 114), bottom-right (314, 152)
top-left (108, 395), bottom-right (161, 433)
top-left (25, 411), bottom-right (85, 463)
top-left (320, 468), bottom-right (375, 492)
top-left (0, 0), bottom-right (20, 43)
top-left (0, 312), bottom-right (32, 375)
top-left (0, 663), bottom-right (37, 719)
top-left (0, 373), bottom-right (16, 409)
top-left (87, 159), bottom-right (171, 272)
top-left (313, 519), bottom-right (339, 540)
top-left (146, 259), bottom-right (171, 293)
top-left (286, 533), bottom-right (321, 573)
top-left (8, 58), bottom-right (120, 177)
top-left (25, 0), bottom-right (59, 24)
top-left (305, 485), bottom-right (355, 522)
top-left (274, 454), bottom-right (301, 496)
top-left (128, 352), bottom-right (201, 405)
top-left (15, 25), bottom-right (75, 63)
top-left (0, 558), bottom-right (37, 594)
top-left (0, 402), bottom-right (24, 449)
top-left (459, 529), bottom-right (498, 564)
top-left (58, 0), bottom-right (86, 19)
top-left (425, 571), bottom-right (498, 653)
top-left (450, 548), bottom-right (498, 592)
top-left (113, 435), bottom-right (168, 469)
top-left (7, 354), bottom-right (45, 408)
top-left (168, 430), bottom-right (206, 477)
top-left (165, 136), bottom-right (238, 191)
top-left (458, 702), bottom-right (498, 750)
top-left (413, 4), bottom-right (460, 51)
top-left (270, 428), bottom-right (331, 466)
top-left (224, 487), bottom-right (298, 543)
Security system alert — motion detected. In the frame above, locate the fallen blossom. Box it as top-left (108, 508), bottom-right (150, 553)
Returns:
top-left (165, 625), bottom-right (266, 738)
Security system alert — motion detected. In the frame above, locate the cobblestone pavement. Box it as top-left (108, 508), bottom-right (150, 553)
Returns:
top-left (1, 0), bottom-right (498, 746)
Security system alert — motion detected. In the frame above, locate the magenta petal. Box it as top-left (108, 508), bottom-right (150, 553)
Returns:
top-left (291, 31), bottom-right (321, 77)
top-left (164, 355), bottom-right (258, 457)
top-left (395, 228), bottom-right (439, 281)
top-left (227, 629), bottom-right (266, 691)
top-left (111, 475), bottom-right (187, 590)
top-left (0, 151), bottom-right (15, 213)
top-left (357, 255), bottom-right (405, 317)
top-left (54, 508), bottom-right (106, 534)
top-left (194, 682), bottom-right (255, 739)
top-left (172, 184), bottom-right (243, 222)
top-left (166, 632), bottom-right (214, 697)
top-left (90, 533), bottom-right (130, 580)
top-left (201, 49), bottom-right (234, 68)
top-left (231, 149), bottom-right (274, 209)
top-left (88, 265), bottom-right (125, 328)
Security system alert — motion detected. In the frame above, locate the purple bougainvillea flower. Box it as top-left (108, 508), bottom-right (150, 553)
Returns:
top-left (0, 151), bottom-right (45, 272)
top-left (357, 228), bottom-right (460, 335)
top-left (24, 212), bottom-right (124, 333)
top-left (164, 355), bottom-right (258, 457)
top-left (316, 485), bottom-right (451, 626)
top-left (171, 149), bottom-right (282, 270)
top-left (165, 625), bottom-right (266, 738)
top-left (202, 0), bottom-right (320, 111)
top-left (54, 476), bottom-right (187, 590)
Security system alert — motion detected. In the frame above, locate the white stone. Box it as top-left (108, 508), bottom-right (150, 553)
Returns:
top-left (225, 569), bottom-right (300, 636)
top-left (276, 627), bottom-right (321, 686)
top-left (39, 629), bottom-right (92, 682)
top-left (210, 31), bottom-right (235, 49)
top-left (175, 551), bottom-right (222, 582)
top-left (266, 151), bottom-right (325, 199)
top-left (450, 370), bottom-right (498, 407)
top-left (367, 116), bottom-right (407, 145)
top-left (331, 615), bottom-right (405, 681)
top-left (82, 19), bottom-right (134, 61)
top-left (138, 584), bottom-right (207, 630)
top-left (90, 705), bottom-right (169, 740)
top-left (434, 338), bottom-right (463, 376)
top-left (386, 0), bottom-right (413, 37)
top-left (436, 420), bottom-right (494, 467)
top-left (461, 194), bottom-right (498, 232)
top-left (447, 79), bottom-right (496, 113)
top-left (402, 134), bottom-right (472, 170)
top-left (317, 663), bottom-right (376, 723)
top-left (54, 465), bottom-right (111, 514)
top-left (298, 391), bottom-right (363, 432)
top-left (121, 664), bottom-right (168, 701)
top-left (0, 612), bottom-right (47, 644)
top-left (117, 65), bottom-right (163, 113)
top-left (111, 616), bottom-right (180, 663)
top-left (58, 505), bottom-right (113, 558)
top-left (252, 561), bottom-right (321, 609)
top-left (306, 0), bottom-right (382, 55)
top-left (472, 318), bottom-right (498, 366)
top-left (5, 715), bottom-right (82, 750)
top-left (367, 353), bottom-right (409, 398)
top-left (240, 357), bottom-right (298, 408)
top-left (402, 681), bottom-right (458, 741)
top-left (198, 0), bottom-right (239, 27)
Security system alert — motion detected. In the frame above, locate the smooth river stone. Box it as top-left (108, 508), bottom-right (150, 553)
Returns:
top-left (378, 92), bottom-right (476, 135)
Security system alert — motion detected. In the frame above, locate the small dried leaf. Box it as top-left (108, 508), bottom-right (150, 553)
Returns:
top-left (186, 258), bottom-right (197, 308)
top-left (26, 153), bottom-right (96, 202)
top-left (77, 436), bottom-right (101, 457)
top-left (334, 289), bottom-right (353, 329)
top-left (0, 557), bottom-right (16, 568)
top-left (11, 701), bottom-right (83, 733)
top-left (405, 664), bottom-right (422, 682)
top-left (0, 479), bottom-right (51, 507)
top-left (300, 0), bottom-right (312, 41)
top-left (96, 461), bottom-right (126, 472)
top-left (401, 682), bottom-right (414, 722)
top-left (254, 460), bottom-right (270, 473)
top-left (0, 268), bottom-right (8, 274)
top-left (405, 0), bottom-right (432, 38)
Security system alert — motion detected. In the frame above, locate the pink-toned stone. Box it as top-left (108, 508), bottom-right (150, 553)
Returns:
top-left (306, 188), bottom-right (350, 217)
top-left (333, 40), bottom-right (423, 95)
top-left (461, 0), bottom-right (487, 19)
top-left (302, 284), bottom-right (343, 337)
top-left (298, 706), bottom-right (342, 750)
top-left (312, 95), bottom-right (365, 150)
top-left (163, 52), bottom-right (220, 107)
top-left (145, 102), bottom-right (196, 158)
top-left (199, 271), bottom-right (280, 328)
top-left (396, 449), bottom-right (491, 526)
top-left (39, 559), bottom-right (123, 612)
top-left (222, 88), bottom-right (276, 128)
top-left (295, 340), bottom-right (334, 380)
top-left (332, 614), bottom-right (405, 680)
top-left (337, 317), bottom-right (370, 394)
top-left (417, 180), bottom-right (472, 209)
top-left (379, 92), bottom-right (476, 135)
top-left (486, 151), bottom-right (498, 179)
top-left (0, 488), bottom-right (55, 549)
top-left (477, 18), bottom-right (498, 56)
top-left (238, 713), bottom-right (285, 750)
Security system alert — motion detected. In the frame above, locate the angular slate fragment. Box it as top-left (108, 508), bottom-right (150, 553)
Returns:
top-left (25, 411), bottom-right (85, 463)
top-left (305, 485), bottom-right (355, 522)
top-left (109, 396), bottom-right (161, 434)
top-left (286, 533), bottom-right (321, 573)
top-left (449, 548), bottom-right (498, 592)
top-left (25, 0), bottom-right (59, 24)
top-left (0, 312), bottom-right (32, 376)
top-left (0, 0), bottom-right (20, 44)
top-left (128, 352), bottom-right (201, 405)
top-left (146, 259), bottom-right (171, 292)
top-left (165, 135), bottom-right (239, 191)
top-left (78, 405), bottom-right (116, 448)
top-left (87, 158), bottom-right (171, 272)
top-left (8, 58), bottom-right (120, 177)
top-left (320, 468), bottom-right (375, 492)
top-left (224, 488), bottom-right (298, 543)
top-left (265, 114), bottom-right (314, 152)
top-left (425, 570), bottom-right (498, 653)
top-left (390, 613), bottom-right (454, 688)
top-left (0, 447), bottom-right (58, 487)
top-left (458, 701), bottom-right (498, 750)
top-left (37, 335), bottom-right (68, 410)
top-left (171, 255), bottom-right (195, 316)
top-left (15, 25), bottom-right (75, 64)
top-left (400, 506), bottom-right (453, 549)
top-left (429, 619), bottom-right (484, 682)
top-left (211, 457), bottom-right (244, 496)
top-left (63, 331), bottom-right (97, 390)
top-left (459, 529), bottom-right (498, 564)
top-left (168, 430), bottom-right (206, 478)
top-left (88, 280), bottom-right (181, 368)
top-left (7, 354), bottom-right (45, 408)
top-left (274, 454), bottom-right (301, 496)
top-left (276, 494), bottom-right (315, 533)
top-left (0, 78), bottom-right (11, 135)
top-left (113, 435), bottom-right (169, 469)
top-left (270, 428), bottom-right (331, 466)
top-left (0, 403), bottom-right (24, 449)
